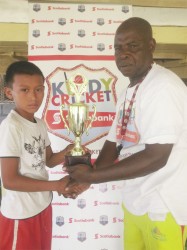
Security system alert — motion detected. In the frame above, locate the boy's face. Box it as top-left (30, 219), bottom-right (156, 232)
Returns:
top-left (5, 74), bottom-right (45, 122)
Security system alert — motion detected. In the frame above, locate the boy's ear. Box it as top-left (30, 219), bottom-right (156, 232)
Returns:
top-left (4, 87), bottom-right (13, 101)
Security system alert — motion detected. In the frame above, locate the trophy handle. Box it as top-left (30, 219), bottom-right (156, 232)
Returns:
top-left (60, 105), bottom-right (70, 135)
top-left (85, 104), bottom-right (96, 135)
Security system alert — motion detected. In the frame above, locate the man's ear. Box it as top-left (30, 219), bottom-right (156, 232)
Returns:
top-left (149, 38), bottom-right (156, 53)
top-left (4, 87), bottom-right (13, 101)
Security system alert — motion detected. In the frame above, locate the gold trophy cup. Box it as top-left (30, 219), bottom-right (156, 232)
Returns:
top-left (60, 73), bottom-right (96, 166)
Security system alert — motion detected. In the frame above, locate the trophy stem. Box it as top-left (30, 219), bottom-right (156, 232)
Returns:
top-left (71, 136), bottom-right (85, 156)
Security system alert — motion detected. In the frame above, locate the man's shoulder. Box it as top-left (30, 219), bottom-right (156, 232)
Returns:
top-left (153, 64), bottom-right (182, 82)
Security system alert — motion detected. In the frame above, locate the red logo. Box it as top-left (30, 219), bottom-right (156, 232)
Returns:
top-left (74, 75), bottom-right (83, 84)
top-left (43, 64), bottom-right (117, 145)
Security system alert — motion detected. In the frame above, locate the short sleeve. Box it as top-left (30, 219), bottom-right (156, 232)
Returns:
top-left (138, 81), bottom-right (186, 144)
top-left (0, 121), bottom-right (21, 157)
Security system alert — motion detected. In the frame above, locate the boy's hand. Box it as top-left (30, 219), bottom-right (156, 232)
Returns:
top-left (65, 180), bottom-right (90, 196)
top-left (57, 176), bottom-right (77, 199)
top-left (57, 175), bottom-right (88, 199)
top-left (64, 144), bottom-right (74, 155)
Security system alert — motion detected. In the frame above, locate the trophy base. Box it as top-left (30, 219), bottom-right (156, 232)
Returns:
top-left (65, 152), bottom-right (92, 166)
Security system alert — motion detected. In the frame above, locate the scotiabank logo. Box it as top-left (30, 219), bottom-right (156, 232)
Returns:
top-left (43, 64), bottom-right (117, 145)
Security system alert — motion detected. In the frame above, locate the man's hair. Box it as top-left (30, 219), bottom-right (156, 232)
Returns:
top-left (117, 17), bottom-right (153, 40)
top-left (5, 61), bottom-right (45, 88)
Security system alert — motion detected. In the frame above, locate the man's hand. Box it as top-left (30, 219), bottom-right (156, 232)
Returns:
top-left (64, 164), bottom-right (94, 183)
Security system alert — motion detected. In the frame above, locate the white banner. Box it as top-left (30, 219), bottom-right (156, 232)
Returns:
top-left (29, 3), bottom-right (132, 250)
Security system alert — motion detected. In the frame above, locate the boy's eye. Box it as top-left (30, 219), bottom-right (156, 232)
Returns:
top-left (36, 86), bottom-right (44, 92)
top-left (21, 89), bottom-right (29, 93)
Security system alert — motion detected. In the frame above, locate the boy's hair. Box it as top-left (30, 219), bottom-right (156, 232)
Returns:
top-left (5, 61), bottom-right (45, 88)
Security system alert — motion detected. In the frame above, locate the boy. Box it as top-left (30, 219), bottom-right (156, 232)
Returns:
top-left (0, 61), bottom-right (76, 250)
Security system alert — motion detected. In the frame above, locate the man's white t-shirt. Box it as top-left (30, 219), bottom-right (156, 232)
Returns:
top-left (107, 63), bottom-right (187, 224)
top-left (0, 110), bottom-right (52, 219)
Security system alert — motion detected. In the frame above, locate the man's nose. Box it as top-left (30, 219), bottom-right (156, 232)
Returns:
top-left (117, 48), bottom-right (130, 59)
top-left (117, 51), bottom-right (129, 60)
top-left (120, 54), bottom-right (129, 59)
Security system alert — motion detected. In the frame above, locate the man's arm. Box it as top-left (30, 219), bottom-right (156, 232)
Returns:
top-left (66, 143), bottom-right (173, 183)
top-left (94, 140), bottom-right (118, 169)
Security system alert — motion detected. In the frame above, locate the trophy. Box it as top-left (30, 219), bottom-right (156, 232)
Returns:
top-left (60, 73), bottom-right (96, 166)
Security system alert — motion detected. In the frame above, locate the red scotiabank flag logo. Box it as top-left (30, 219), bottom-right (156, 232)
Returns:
top-left (42, 64), bottom-right (117, 145)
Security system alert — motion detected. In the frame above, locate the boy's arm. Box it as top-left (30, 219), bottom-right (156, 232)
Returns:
top-left (46, 144), bottom-right (74, 168)
top-left (1, 157), bottom-right (70, 195)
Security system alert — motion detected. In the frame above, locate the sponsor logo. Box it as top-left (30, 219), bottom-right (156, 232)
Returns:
top-left (31, 45), bottom-right (54, 50)
top-left (122, 5), bottom-right (129, 13)
top-left (70, 44), bottom-right (93, 49)
top-left (32, 29), bottom-right (40, 38)
top-left (56, 216), bottom-right (64, 226)
top-left (94, 201), bottom-right (120, 206)
top-left (97, 18), bottom-right (105, 26)
top-left (113, 217), bottom-right (124, 223)
top-left (78, 29), bottom-right (86, 37)
top-left (97, 43), bottom-right (105, 51)
top-left (52, 202), bottom-right (69, 206)
top-left (33, 4), bottom-right (41, 12)
top-left (78, 5), bottom-right (85, 12)
top-left (92, 7), bottom-right (115, 11)
top-left (77, 232), bottom-right (86, 242)
top-left (93, 32), bottom-right (115, 36)
top-left (99, 183), bottom-right (108, 193)
top-left (70, 19), bottom-right (92, 23)
top-left (53, 235), bottom-right (69, 239)
top-left (32, 19), bottom-right (54, 23)
top-left (94, 234), bottom-right (120, 239)
top-left (58, 43), bottom-right (66, 51)
top-left (48, 6), bottom-right (70, 11)
top-left (58, 18), bottom-right (66, 25)
top-left (108, 20), bottom-right (124, 24)
top-left (43, 64), bottom-right (117, 144)
top-left (112, 184), bottom-right (123, 190)
top-left (77, 198), bottom-right (86, 209)
top-left (69, 218), bottom-right (94, 223)
top-left (99, 215), bottom-right (108, 225)
top-left (48, 31), bottom-right (70, 36)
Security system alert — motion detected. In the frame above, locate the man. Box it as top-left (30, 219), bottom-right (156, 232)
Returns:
top-left (66, 17), bottom-right (187, 250)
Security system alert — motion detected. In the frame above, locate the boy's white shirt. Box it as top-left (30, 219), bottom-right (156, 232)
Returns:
top-left (0, 110), bottom-right (52, 219)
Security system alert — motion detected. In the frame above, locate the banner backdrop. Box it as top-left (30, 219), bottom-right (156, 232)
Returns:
top-left (28, 3), bottom-right (132, 250)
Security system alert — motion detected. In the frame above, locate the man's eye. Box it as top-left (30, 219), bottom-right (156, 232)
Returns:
top-left (130, 44), bottom-right (137, 49)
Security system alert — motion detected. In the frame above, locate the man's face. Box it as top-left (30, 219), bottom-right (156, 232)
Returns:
top-left (114, 28), bottom-right (154, 82)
